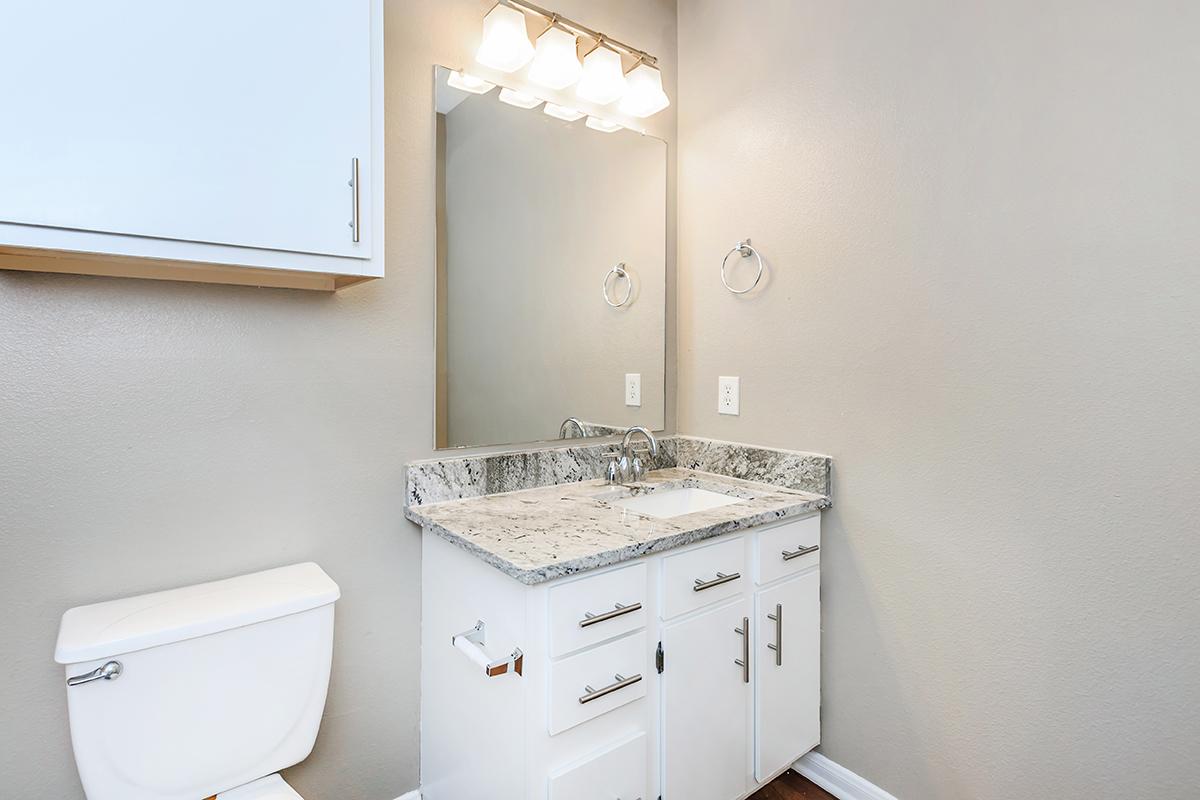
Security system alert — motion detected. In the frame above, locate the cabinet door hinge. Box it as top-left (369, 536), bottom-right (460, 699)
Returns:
top-left (656, 640), bottom-right (664, 674)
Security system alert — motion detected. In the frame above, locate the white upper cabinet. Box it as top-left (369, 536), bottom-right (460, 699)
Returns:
top-left (0, 0), bottom-right (383, 290)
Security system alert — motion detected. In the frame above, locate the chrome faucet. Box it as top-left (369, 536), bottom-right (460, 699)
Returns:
top-left (559, 417), bottom-right (586, 439)
top-left (619, 426), bottom-right (659, 484)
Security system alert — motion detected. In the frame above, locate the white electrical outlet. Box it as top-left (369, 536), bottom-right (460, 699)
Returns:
top-left (718, 376), bottom-right (740, 415)
top-left (625, 373), bottom-right (642, 407)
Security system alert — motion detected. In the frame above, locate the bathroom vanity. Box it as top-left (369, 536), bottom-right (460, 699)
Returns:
top-left (407, 440), bottom-right (831, 800)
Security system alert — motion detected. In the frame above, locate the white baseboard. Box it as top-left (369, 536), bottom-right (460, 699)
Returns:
top-left (793, 751), bottom-right (898, 800)
top-left (393, 791), bottom-right (420, 800)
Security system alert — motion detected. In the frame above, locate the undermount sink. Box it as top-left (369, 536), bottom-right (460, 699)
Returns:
top-left (613, 487), bottom-right (745, 519)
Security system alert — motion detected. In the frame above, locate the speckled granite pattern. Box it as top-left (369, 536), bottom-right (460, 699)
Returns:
top-left (407, 435), bottom-right (831, 505)
top-left (405, 467), bottom-right (831, 585)
top-left (675, 436), bottom-right (832, 496)
top-left (407, 437), bottom-right (679, 505)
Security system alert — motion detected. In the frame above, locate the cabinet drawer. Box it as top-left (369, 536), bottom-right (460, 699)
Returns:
top-left (547, 732), bottom-right (647, 800)
top-left (756, 515), bottom-right (821, 585)
top-left (661, 537), bottom-right (746, 619)
top-left (549, 631), bottom-right (647, 735)
top-left (549, 563), bottom-right (647, 658)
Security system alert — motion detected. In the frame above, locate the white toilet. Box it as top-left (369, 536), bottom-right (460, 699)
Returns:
top-left (54, 563), bottom-right (340, 800)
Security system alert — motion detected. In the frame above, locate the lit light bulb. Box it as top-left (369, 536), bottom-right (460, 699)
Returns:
top-left (585, 116), bottom-right (623, 133)
top-left (446, 70), bottom-right (495, 95)
top-left (528, 27), bottom-right (581, 90)
top-left (576, 46), bottom-right (627, 105)
top-left (476, 4), bottom-right (534, 73)
top-left (543, 103), bottom-right (585, 121)
top-left (498, 87), bottom-right (542, 109)
top-left (618, 62), bottom-right (669, 117)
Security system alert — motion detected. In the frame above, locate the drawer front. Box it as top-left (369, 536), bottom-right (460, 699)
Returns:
top-left (548, 732), bottom-right (647, 800)
top-left (549, 631), bottom-right (648, 735)
top-left (661, 537), bottom-right (746, 619)
top-left (757, 515), bottom-right (821, 585)
top-left (549, 563), bottom-right (647, 658)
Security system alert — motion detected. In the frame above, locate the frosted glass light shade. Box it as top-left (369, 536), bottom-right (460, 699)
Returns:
top-left (528, 27), bottom-right (581, 90)
top-left (618, 62), bottom-right (669, 117)
top-left (576, 47), bottom-right (627, 105)
top-left (447, 70), bottom-right (495, 95)
top-left (476, 5), bottom-right (534, 73)
top-left (585, 116), bottom-right (623, 133)
top-left (498, 87), bottom-right (542, 109)
top-left (543, 103), bottom-right (585, 121)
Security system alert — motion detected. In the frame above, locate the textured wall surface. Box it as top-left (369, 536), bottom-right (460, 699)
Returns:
top-left (0, 1), bottom-right (675, 798)
top-left (676, 1), bottom-right (1199, 798)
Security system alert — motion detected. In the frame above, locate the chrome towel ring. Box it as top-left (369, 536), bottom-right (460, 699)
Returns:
top-left (721, 238), bottom-right (764, 294)
top-left (603, 262), bottom-right (633, 307)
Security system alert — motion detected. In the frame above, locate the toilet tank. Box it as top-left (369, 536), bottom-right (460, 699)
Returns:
top-left (54, 563), bottom-right (340, 800)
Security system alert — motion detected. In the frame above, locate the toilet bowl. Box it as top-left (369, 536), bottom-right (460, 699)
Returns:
top-left (54, 563), bottom-right (340, 800)
top-left (217, 774), bottom-right (304, 800)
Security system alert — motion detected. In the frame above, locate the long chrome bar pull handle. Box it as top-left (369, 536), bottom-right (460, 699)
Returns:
top-left (348, 157), bottom-right (361, 243)
top-left (782, 544), bottom-right (819, 561)
top-left (580, 601), bottom-right (642, 628)
top-left (579, 672), bottom-right (643, 704)
top-left (694, 571), bottom-right (741, 592)
top-left (767, 603), bottom-right (782, 666)
top-left (67, 660), bottom-right (122, 687)
top-left (733, 616), bottom-right (750, 683)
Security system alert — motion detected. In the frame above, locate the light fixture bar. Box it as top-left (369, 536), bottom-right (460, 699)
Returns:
top-left (501, 0), bottom-right (658, 67)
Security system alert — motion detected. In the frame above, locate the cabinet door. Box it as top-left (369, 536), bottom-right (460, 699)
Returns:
top-left (0, 1), bottom-right (371, 258)
top-left (754, 570), bottom-right (820, 781)
top-left (661, 599), bottom-right (749, 800)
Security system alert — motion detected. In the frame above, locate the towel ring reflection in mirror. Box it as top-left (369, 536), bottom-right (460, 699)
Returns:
top-left (603, 262), bottom-right (633, 307)
top-left (721, 238), bottom-right (764, 294)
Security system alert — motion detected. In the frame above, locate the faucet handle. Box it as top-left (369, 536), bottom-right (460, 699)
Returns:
top-left (603, 450), bottom-right (622, 485)
top-left (630, 456), bottom-right (645, 483)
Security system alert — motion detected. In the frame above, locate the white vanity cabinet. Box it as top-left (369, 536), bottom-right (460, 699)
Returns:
top-left (419, 511), bottom-right (822, 800)
top-left (0, 0), bottom-right (383, 291)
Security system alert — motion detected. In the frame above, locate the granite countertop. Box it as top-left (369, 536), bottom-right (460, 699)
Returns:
top-left (405, 467), bottom-right (831, 585)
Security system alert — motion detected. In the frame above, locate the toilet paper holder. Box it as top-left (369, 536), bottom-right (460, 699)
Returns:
top-left (452, 620), bottom-right (524, 678)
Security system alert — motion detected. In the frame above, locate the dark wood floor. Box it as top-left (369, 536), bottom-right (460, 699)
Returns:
top-left (748, 769), bottom-right (838, 800)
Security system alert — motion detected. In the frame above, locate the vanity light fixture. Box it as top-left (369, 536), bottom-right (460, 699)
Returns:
top-left (446, 70), bottom-right (496, 95)
top-left (475, 0), bottom-right (668, 116)
top-left (543, 103), bottom-right (585, 121)
top-left (498, 87), bottom-right (543, 109)
top-left (476, 4), bottom-right (535, 73)
top-left (528, 26), bottom-right (581, 90)
top-left (585, 116), bottom-right (623, 133)
top-left (576, 46), bottom-right (627, 105)
top-left (618, 61), bottom-right (669, 117)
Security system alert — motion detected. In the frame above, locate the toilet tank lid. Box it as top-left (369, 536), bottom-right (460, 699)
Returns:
top-left (54, 562), bottom-right (340, 664)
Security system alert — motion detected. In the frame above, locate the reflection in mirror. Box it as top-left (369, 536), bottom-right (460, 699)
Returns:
top-left (434, 66), bottom-right (667, 450)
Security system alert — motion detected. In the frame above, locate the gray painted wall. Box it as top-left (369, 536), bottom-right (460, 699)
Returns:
top-left (0, 1), bottom-right (676, 798)
top-left (677, 1), bottom-right (1199, 798)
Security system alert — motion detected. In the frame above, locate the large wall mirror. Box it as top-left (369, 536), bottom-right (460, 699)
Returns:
top-left (433, 65), bottom-right (667, 450)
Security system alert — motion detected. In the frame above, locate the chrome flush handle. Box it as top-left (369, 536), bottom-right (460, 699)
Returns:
top-left (67, 660), bottom-right (123, 687)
